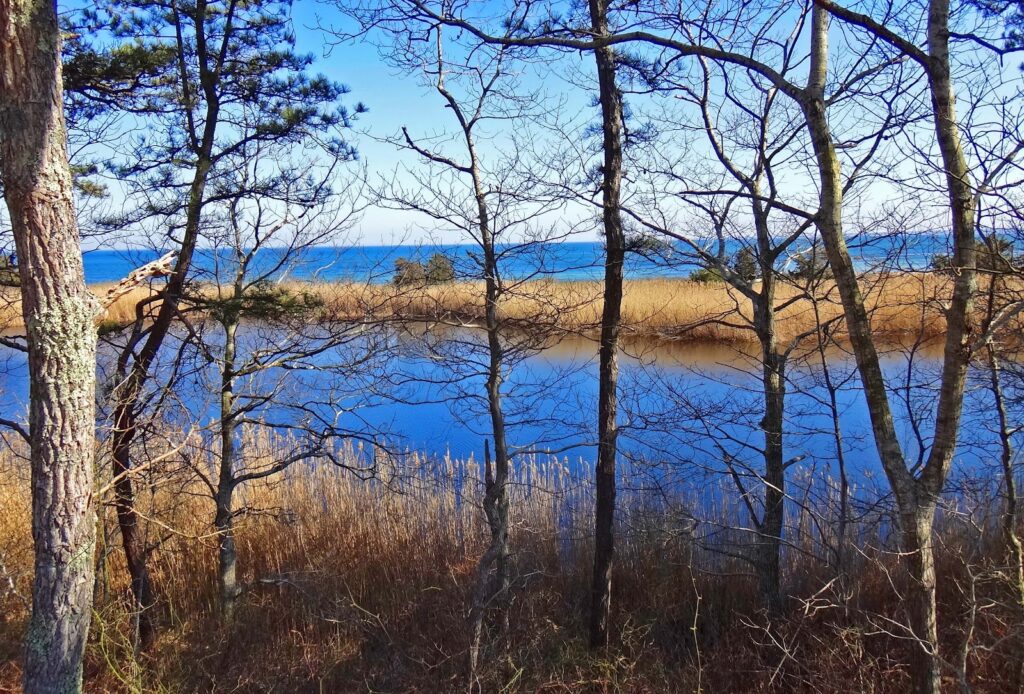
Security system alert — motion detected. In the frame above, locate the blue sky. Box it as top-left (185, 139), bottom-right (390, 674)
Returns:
top-left (46, 0), bottom-right (1023, 251)
top-left (288, 2), bottom-right (600, 245)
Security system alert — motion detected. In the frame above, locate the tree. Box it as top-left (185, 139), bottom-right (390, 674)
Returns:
top-left (393, 257), bottom-right (427, 286)
top-left (334, 9), bottom-right (574, 676)
top-left (930, 236), bottom-right (1015, 272)
top-left (553, 1), bottom-right (1010, 686)
top-left (806, 3), bottom-right (1023, 688)
top-left (731, 247), bottom-right (758, 284)
top-left (392, 253), bottom-right (455, 286)
top-left (68, 0), bottom-right (362, 645)
top-left (789, 242), bottom-right (833, 281)
top-left (180, 141), bottom-right (377, 620)
top-left (0, 0), bottom-right (97, 689)
top-left (622, 32), bottom-right (833, 611)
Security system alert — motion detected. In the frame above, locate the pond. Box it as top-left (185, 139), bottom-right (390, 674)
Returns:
top-left (0, 325), bottom-right (1017, 503)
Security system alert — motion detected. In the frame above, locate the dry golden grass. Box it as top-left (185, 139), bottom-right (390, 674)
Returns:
top-left (1, 428), bottom-right (1020, 692)
top-left (283, 272), bottom-right (969, 343)
top-left (2, 273), bottom-right (1015, 347)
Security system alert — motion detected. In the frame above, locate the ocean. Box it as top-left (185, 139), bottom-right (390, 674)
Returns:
top-left (80, 234), bottom-right (951, 284)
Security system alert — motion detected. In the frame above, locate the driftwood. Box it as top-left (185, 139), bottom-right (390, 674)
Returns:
top-left (98, 251), bottom-right (177, 313)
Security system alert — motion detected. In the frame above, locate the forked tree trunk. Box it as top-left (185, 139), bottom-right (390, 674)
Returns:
top-left (588, 0), bottom-right (627, 650)
top-left (801, 5), bottom-right (976, 691)
top-left (0, 1), bottom-right (98, 690)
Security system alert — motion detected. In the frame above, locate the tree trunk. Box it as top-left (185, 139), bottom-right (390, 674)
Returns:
top-left (215, 490), bottom-right (238, 621)
top-left (466, 178), bottom-right (509, 679)
top-left (0, 1), bottom-right (98, 690)
top-left (217, 318), bottom-right (240, 620)
top-left (110, 403), bottom-right (156, 648)
top-left (467, 183), bottom-right (512, 680)
top-left (801, 7), bottom-right (954, 692)
top-left (902, 507), bottom-right (940, 694)
top-left (988, 347), bottom-right (1024, 606)
top-left (107, 3), bottom-right (220, 636)
top-left (757, 316), bottom-right (785, 615)
top-left (108, 152), bottom-right (211, 645)
top-left (588, 0), bottom-right (627, 650)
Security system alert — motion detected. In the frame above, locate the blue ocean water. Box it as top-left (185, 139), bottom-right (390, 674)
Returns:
top-left (81, 234), bottom-right (951, 284)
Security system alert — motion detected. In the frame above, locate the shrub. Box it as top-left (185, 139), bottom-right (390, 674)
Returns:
top-left (0, 252), bottom-right (18, 287)
top-left (789, 243), bottom-right (832, 280)
top-left (731, 247), bottom-right (758, 283)
top-left (393, 258), bottom-right (427, 286)
top-left (930, 236), bottom-right (1015, 273)
top-left (626, 233), bottom-right (674, 261)
top-left (689, 266), bottom-right (725, 283)
top-left (394, 253), bottom-right (455, 286)
top-left (425, 253), bottom-right (455, 284)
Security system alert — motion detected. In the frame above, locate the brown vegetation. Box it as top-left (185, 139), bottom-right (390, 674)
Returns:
top-left (0, 272), bottom-right (1000, 345)
top-left (0, 435), bottom-right (1019, 692)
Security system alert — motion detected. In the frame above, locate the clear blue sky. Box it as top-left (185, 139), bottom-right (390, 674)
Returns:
top-left (290, 2), bottom-right (599, 245)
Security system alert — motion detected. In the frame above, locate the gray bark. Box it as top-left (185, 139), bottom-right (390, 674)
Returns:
top-left (0, 1), bottom-right (98, 690)
top-left (801, 4), bottom-right (977, 690)
top-left (420, 38), bottom-right (513, 680)
top-left (217, 310), bottom-right (241, 620)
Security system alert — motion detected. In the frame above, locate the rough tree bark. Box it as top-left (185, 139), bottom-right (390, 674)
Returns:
top-left (588, 0), bottom-right (627, 650)
top-left (0, 0), bottom-right (98, 690)
top-left (216, 315), bottom-right (240, 620)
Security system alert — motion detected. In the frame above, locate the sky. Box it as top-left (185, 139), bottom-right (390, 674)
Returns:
top-left (7, 1), bottom-right (1018, 252)
top-left (45, 0), bottom-right (602, 250)
top-left (287, 2), bottom-right (601, 246)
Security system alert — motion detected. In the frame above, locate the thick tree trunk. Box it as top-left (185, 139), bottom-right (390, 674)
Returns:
top-left (588, 0), bottom-right (627, 650)
top-left (0, 1), bottom-right (98, 691)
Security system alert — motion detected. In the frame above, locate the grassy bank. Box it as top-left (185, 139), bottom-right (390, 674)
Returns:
top-left (0, 435), bottom-right (1020, 692)
top-left (0, 272), bottom-right (982, 345)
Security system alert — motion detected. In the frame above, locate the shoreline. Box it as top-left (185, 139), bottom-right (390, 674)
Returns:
top-left (0, 273), bottom-right (1005, 346)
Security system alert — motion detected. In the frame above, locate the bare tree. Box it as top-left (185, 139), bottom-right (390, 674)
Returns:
top-left (585, 0), bottom-right (629, 650)
top-left (169, 140), bottom-right (380, 620)
top-left (345, 0), bottom-right (630, 650)
top-left (623, 40), bottom-right (829, 611)
top-left (336, 7), bottom-right (588, 676)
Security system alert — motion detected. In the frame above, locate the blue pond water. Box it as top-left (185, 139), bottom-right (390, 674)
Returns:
top-left (0, 234), bottom-right (1013, 502)
top-left (0, 324), bottom-right (1016, 501)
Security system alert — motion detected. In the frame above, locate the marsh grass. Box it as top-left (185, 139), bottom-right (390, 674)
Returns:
top-left (1, 430), bottom-right (1020, 692)
top-left (0, 273), bottom-right (1005, 346)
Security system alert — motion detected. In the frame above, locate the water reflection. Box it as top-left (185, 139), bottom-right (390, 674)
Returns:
top-left (0, 325), bottom-right (1017, 501)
